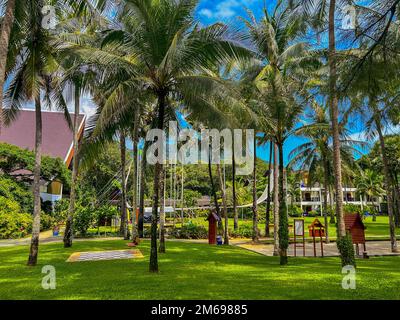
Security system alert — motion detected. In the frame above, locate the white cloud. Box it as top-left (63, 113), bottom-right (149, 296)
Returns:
top-left (199, 8), bottom-right (213, 18)
top-left (199, 0), bottom-right (253, 20)
top-left (215, 0), bottom-right (239, 18)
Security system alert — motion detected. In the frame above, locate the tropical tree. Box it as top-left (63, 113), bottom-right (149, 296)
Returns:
top-left (83, 0), bottom-right (250, 272)
top-left (290, 0), bottom-right (357, 266)
top-left (240, 3), bottom-right (316, 264)
top-left (3, 0), bottom-right (70, 266)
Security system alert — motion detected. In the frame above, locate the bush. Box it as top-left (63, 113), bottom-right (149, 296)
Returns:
top-left (73, 206), bottom-right (95, 236)
top-left (40, 213), bottom-right (55, 231)
top-left (192, 209), bottom-right (209, 218)
top-left (344, 204), bottom-right (361, 214)
top-left (307, 210), bottom-right (319, 217)
top-left (229, 224), bottom-right (257, 238)
top-left (288, 205), bottom-right (303, 217)
top-left (0, 212), bottom-right (32, 239)
top-left (53, 199), bottom-right (69, 224)
top-left (0, 175), bottom-right (33, 213)
top-left (170, 221), bottom-right (207, 239)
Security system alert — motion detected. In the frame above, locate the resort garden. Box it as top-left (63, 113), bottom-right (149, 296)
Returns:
top-left (0, 0), bottom-right (400, 301)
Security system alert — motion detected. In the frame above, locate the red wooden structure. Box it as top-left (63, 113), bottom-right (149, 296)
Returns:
top-left (344, 213), bottom-right (367, 257)
top-left (308, 218), bottom-right (325, 257)
top-left (207, 211), bottom-right (220, 245)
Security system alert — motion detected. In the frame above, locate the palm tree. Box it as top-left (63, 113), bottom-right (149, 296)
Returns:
top-left (84, 0), bottom-right (250, 272)
top-left (241, 3), bottom-right (316, 264)
top-left (3, 0), bottom-right (69, 266)
top-left (289, 0), bottom-right (356, 266)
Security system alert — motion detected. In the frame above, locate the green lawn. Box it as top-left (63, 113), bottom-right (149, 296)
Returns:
top-left (1, 240), bottom-right (399, 300)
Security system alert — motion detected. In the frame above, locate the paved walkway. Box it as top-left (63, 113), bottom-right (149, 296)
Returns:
top-left (236, 240), bottom-right (400, 257)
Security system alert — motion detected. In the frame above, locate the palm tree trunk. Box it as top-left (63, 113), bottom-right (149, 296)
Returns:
top-left (329, 185), bottom-right (335, 223)
top-left (0, 0), bottom-right (16, 128)
top-left (265, 141), bottom-right (273, 237)
top-left (217, 163), bottom-right (229, 244)
top-left (374, 113), bottom-right (398, 252)
top-left (328, 0), bottom-right (345, 237)
top-left (252, 137), bottom-right (259, 242)
top-left (393, 175), bottom-right (400, 228)
top-left (322, 156), bottom-right (330, 243)
top-left (159, 167), bottom-right (166, 253)
top-left (27, 97), bottom-right (42, 266)
top-left (277, 142), bottom-right (288, 265)
top-left (138, 141), bottom-right (148, 238)
top-left (208, 146), bottom-right (221, 222)
top-left (63, 86), bottom-right (80, 248)
top-left (232, 134), bottom-right (238, 230)
top-left (119, 132), bottom-right (128, 239)
top-left (149, 92), bottom-right (166, 273)
top-left (273, 142), bottom-right (279, 256)
top-left (131, 108), bottom-right (140, 243)
top-left (329, 0), bottom-right (354, 266)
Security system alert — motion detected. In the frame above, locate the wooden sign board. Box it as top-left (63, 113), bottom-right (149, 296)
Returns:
top-left (294, 219), bottom-right (304, 236)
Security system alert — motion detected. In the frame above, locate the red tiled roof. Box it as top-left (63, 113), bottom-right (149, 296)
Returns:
top-left (0, 109), bottom-right (85, 166)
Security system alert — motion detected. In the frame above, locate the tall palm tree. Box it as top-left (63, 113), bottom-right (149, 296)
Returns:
top-left (289, 0), bottom-right (356, 266)
top-left (83, 0), bottom-right (250, 272)
top-left (3, 0), bottom-right (69, 266)
top-left (241, 3), bottom-right (316, 264)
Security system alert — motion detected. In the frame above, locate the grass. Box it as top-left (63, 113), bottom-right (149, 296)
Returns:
top-left (0, 240), bottom-right (399, 300)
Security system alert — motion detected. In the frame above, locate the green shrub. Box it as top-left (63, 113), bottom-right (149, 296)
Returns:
top-left (0, 212), bottom-right (32, 239)
top-left (344, 204), bottom-right (361, 214)
top-left (40, 213), bottom-right (55, 231)
top-left (192, 209), bottom-right (209, 218)
top-left (0, 176), bottom-right (33, 213)
top-left (307, 210), bottom-right (319, 217)
top-left (229, 224), bottom-right (257, 238)
top-left (288, 205), bottom-right (303, 217)
top-left (73, 206), bottom-right (95, 236)
top-left (170, 221), bottom-right (207, 239)
top-left (53, 199), bottom-right (69, 223)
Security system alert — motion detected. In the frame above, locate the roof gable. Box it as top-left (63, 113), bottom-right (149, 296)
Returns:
top-left (0, 110), bottom-right (85, 166)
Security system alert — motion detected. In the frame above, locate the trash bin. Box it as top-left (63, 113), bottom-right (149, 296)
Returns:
top-left (216, 235), bottom-right (223, 245)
